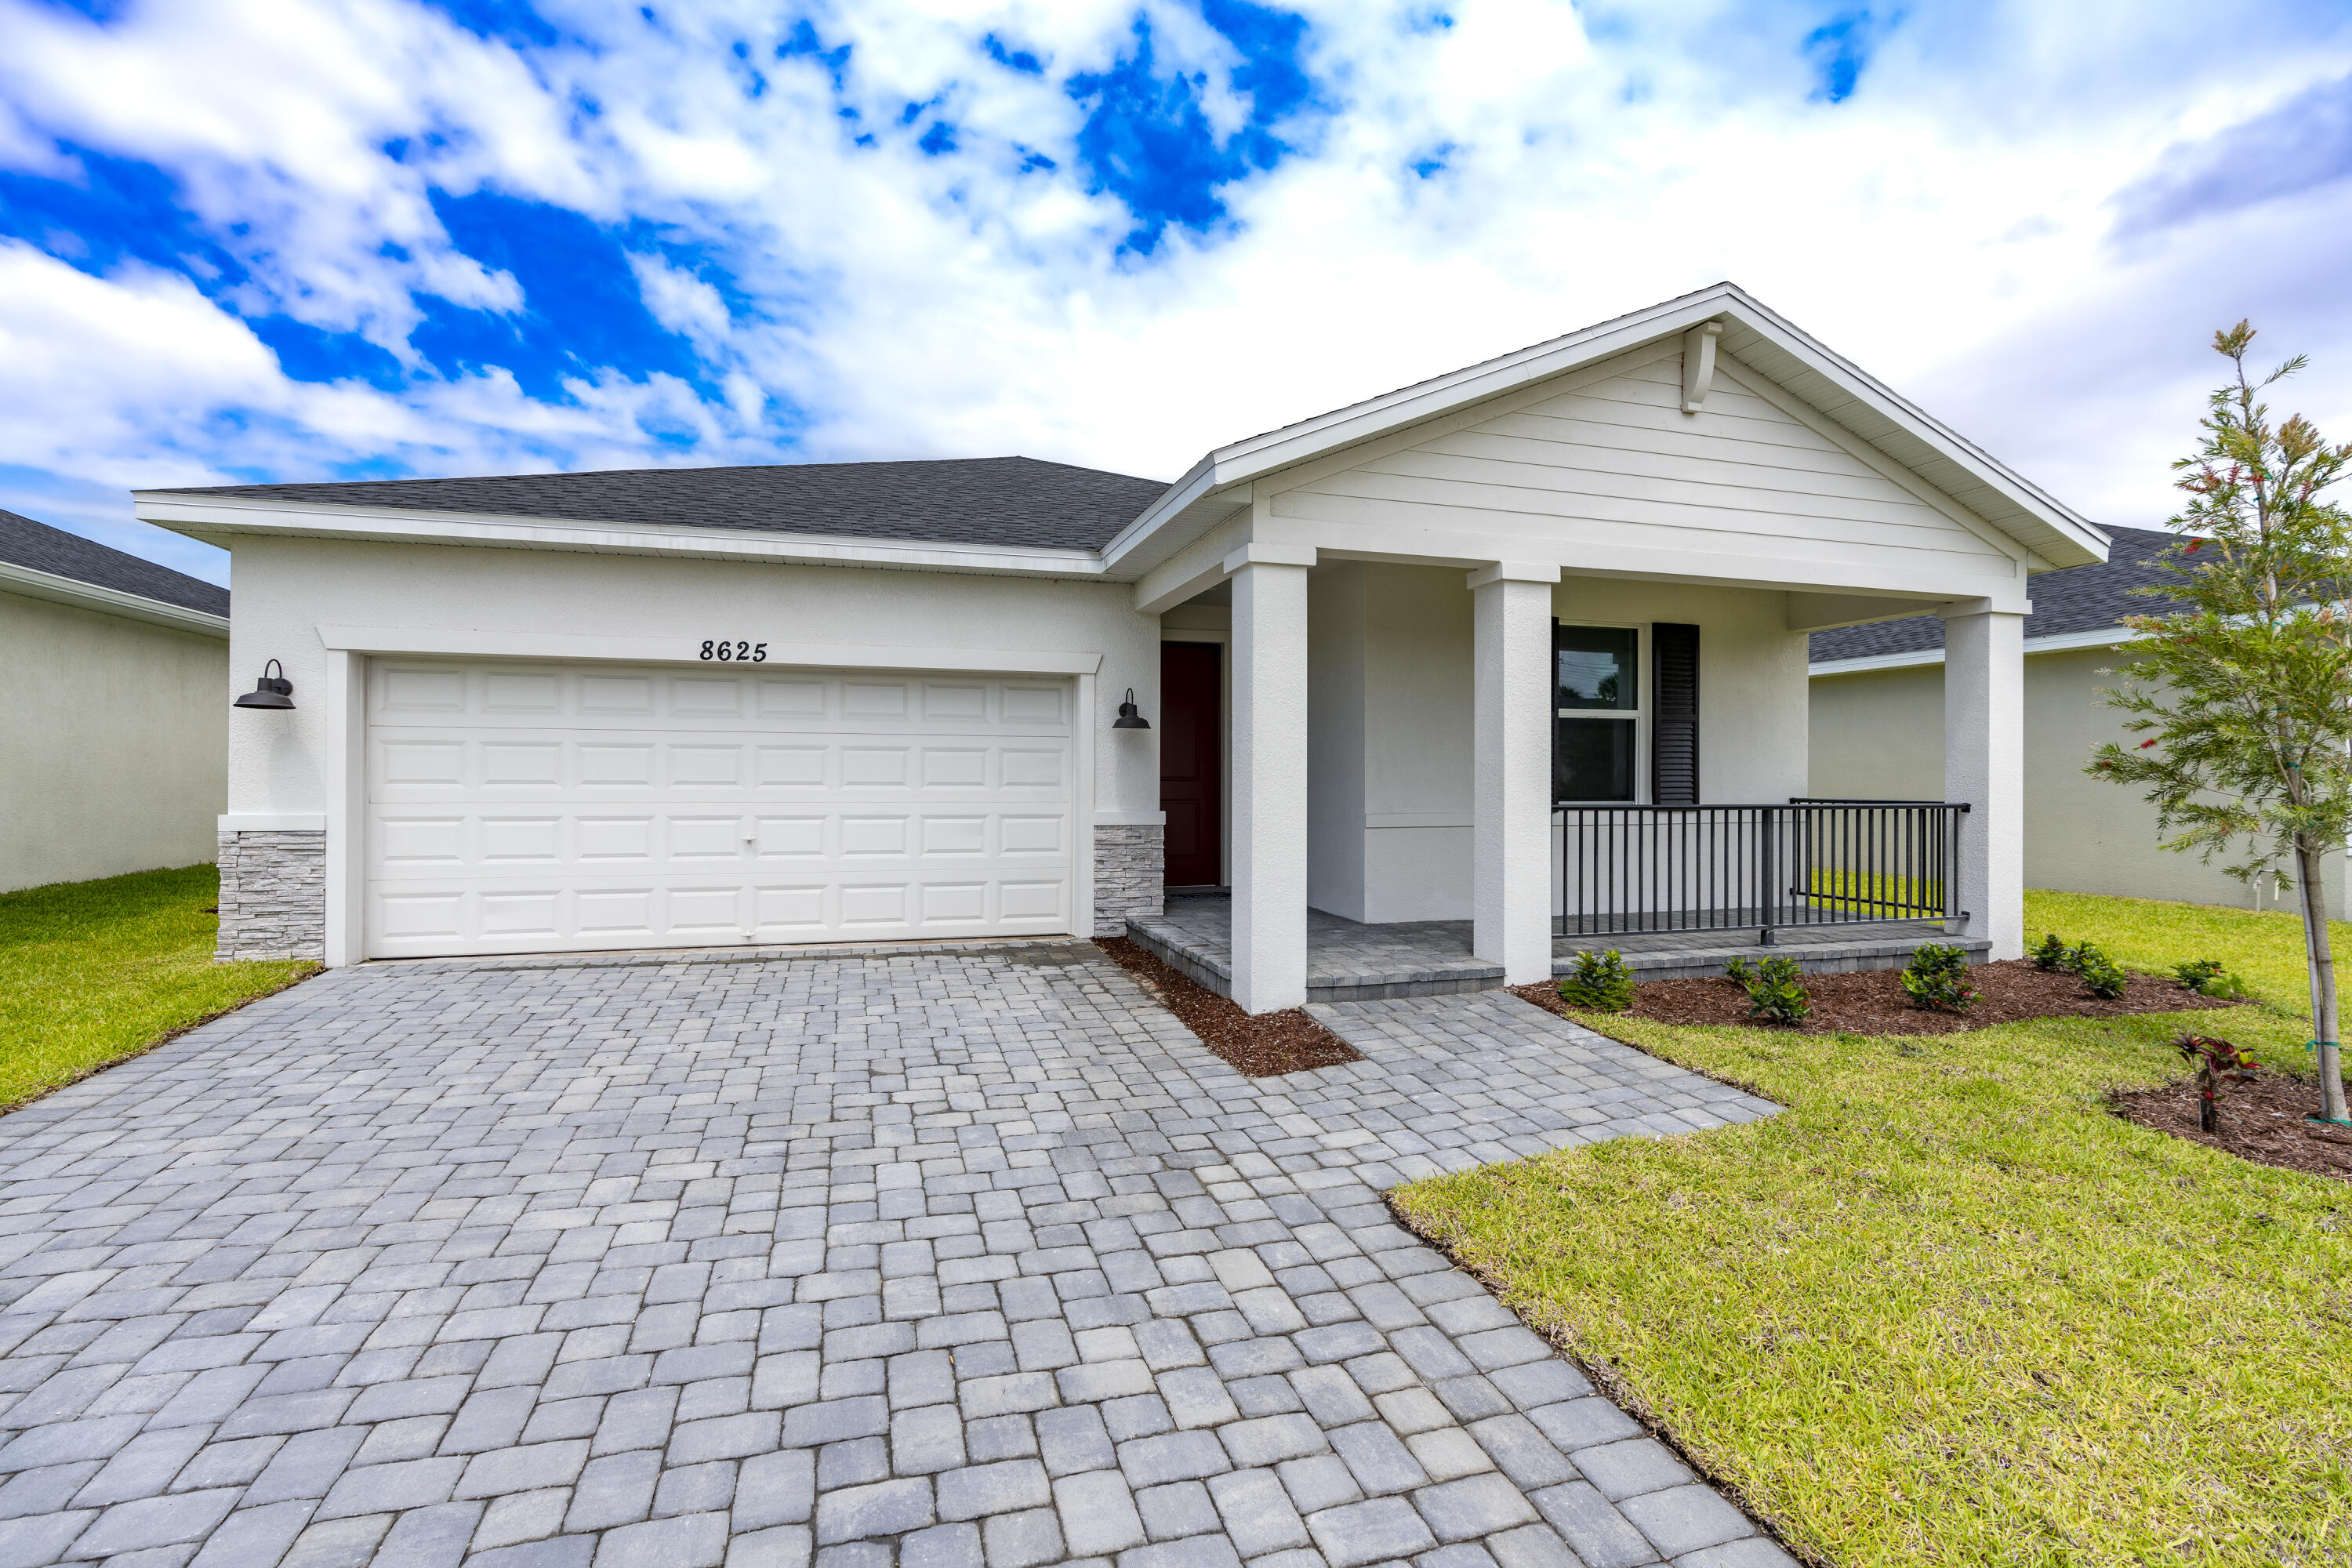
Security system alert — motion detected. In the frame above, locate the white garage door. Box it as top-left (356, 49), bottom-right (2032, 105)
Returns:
top-left (365, 659), bottom-right (1076, 958)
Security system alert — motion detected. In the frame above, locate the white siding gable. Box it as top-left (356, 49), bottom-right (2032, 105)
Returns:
top-left (1269, 349), bottom-right (2020, 587)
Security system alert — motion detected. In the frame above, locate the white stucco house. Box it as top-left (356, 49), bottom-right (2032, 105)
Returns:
top-left (1809, 524), bottom-right (2346, 918)
top-left (1, 508), bottom-right (230, 893)
top-left (135, 283), bottom-right (2107, 1010)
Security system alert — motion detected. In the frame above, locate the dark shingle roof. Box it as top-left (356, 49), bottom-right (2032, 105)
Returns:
top-left (1809, 524), bottom-right (2188, 664)
top-left (148, 456), bottom-right (1171, 554)
top-left (0, 508), bottom-right (228, 618)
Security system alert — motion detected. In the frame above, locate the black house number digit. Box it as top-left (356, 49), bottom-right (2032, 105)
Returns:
top-left (699, 641), bottom-right (768, 662)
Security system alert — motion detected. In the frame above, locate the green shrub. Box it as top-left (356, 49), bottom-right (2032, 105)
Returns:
top-left (2065, 938), bottom-right (2111, 975)
top-left (1725, 956), bottom-right (1812, 1025)
top-left (2174, 957), bottom-right (2227, 993)
top-left (2168, 957), bottom-right (2249, 999)
top-left (2079, 953), bottom-right (2129, 1000)
top-left (1559, 949), bottom-right (1633, 1011)
top-left (2030, 931), bottom-right (2071, 971)
top-left (1900, 942), bottom-right (1977, 1011)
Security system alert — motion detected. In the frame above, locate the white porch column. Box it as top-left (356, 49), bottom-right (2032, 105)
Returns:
top-left (1470, 563), bottom-right (1562, 984)
top-left (1227, 545), bottom-right (1315, 1013)
top-left (1940, 601), bottom-right (2026, 960)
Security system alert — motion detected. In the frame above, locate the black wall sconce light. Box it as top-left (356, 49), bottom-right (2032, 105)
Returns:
top-left (1112, 688), bottom-right (1151, 729)
top-left (234, 659), bottom-right (296, 710)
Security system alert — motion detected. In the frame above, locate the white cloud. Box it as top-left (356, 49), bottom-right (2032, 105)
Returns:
top-left (2, 0), bottom-right (2351, 586)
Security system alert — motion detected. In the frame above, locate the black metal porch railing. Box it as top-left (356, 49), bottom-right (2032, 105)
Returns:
top-left (1555, 799), bottom-right (1969, 943)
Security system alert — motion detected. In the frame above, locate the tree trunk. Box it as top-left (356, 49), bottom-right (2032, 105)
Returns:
top-left (2296, 838), bottom-right (2348, 1122)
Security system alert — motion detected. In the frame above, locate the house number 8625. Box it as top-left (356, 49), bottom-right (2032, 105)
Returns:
top-left (700, 641), bottom-right (768, 662)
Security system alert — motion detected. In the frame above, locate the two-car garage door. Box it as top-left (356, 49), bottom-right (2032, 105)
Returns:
top-left (365, 659), bottom-right (1076, 958)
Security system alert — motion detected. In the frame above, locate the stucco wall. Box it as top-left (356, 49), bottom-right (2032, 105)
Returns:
top-left (1306, 562), bottom-right (1481, 922)
top-left (1806, 661), bottom-right (1944, 800)
top-left (1555, 578), bottom-right (1812, 805)
top-left (223, 535), bottom-right (1165, 824)
top-left (2, 589), bottom-right (227, 892)
top-left (1307, 564), bottom-right (1370, 920)
top-left (1305, 565), bottom-right (1809, 924)
top-left (1810, 646), bottom-right (2343, 916)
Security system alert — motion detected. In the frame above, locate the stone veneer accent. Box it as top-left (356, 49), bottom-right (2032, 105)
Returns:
top-left (216, 829), bottom-right (327, 962)
top-left (1091, 822), bottom-right (1164, 937)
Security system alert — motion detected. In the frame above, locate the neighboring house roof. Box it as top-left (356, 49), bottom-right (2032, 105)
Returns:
top-left (1809, 524), bottom-right (2187, 667)
top-left (0, 507), bottom-right (230, 633)
top-left (143, 456), bottom-right (1170, 554)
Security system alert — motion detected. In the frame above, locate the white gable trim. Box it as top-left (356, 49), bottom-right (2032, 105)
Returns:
top-left (1105, 281), bottom-right (2107, 575)
top-left (0, 557), bottom-right (228, 637)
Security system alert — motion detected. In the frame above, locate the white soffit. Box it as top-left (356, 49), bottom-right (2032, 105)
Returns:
top-left (1104, 281), bottom-right (2111, 579)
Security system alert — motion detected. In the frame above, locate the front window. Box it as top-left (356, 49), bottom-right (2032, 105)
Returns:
top-left (1555, 624), bottom-right (1639, 802)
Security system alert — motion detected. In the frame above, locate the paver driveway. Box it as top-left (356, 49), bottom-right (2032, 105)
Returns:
top-left (0, 942), bottom-right (1789, 1568)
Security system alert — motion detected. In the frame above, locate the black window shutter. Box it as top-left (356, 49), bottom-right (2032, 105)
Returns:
top-left (1651, 623), bottom-right (1700, 805)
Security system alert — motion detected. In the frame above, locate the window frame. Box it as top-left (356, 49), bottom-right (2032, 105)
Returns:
top-left (1552, 619), bottom-right (1647, 806)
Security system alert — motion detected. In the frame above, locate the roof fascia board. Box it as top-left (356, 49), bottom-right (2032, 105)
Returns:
top-left (134, 497), bottom-right (1109, 579)
top-left (1722, 294), bottom-right (2108, 563)
top-left (1809, 624), bottom-right (2140, 675)
top-left (1098, 454), bottom-right (1222, 569)
top-left (0, 558), bottom-right (228, 637)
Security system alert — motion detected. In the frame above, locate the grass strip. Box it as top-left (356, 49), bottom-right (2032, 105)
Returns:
top-left (0, 864), bottom-right (315, 1112)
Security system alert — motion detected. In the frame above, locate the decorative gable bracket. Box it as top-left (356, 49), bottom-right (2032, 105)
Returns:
top-left (1681, 320), bottom-right (1722, 414)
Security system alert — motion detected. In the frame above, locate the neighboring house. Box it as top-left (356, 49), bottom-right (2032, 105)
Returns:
top-left (135, 281), bottom-right (2108, 1006)
top-left (1809, 524), bottom-right (2344, 916)
top-left (0, 508), bottom-right (231, 893)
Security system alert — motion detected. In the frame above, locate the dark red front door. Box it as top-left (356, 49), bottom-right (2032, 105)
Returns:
top-left (1160, 642), bottom-right (1222, 887)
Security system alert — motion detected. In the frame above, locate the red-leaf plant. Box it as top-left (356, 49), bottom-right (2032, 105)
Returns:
top-left (2176, 1033), bottom-right (2259, 1134)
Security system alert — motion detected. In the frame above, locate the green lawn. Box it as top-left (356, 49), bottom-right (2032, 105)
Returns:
top-left (2025, 886), bottom-right (2352, 1031)
top-left (1393, 891), bottom-right (2352, 1567)
top-left (0, 864), bottom-right (314, 1112)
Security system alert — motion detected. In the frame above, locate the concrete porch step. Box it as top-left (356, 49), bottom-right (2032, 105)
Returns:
top-left (1132, 893), bottom-right (1987, 1004)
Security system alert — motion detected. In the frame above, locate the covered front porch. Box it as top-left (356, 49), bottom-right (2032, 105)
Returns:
top-left (1109, 290), bottom-right (2094, 1013)
top-left (1142, 547), bottom-right (2025, 1013)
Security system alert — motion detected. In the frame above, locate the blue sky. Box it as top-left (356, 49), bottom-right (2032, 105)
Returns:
top-left (2, 0), bottom-right (2350, 586)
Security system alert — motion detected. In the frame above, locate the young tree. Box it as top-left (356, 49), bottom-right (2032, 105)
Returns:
top-left (2089, 322), bottom-right (2352, 1124)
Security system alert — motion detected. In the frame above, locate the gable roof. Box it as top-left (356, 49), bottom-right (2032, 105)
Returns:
top-left (1103, 280), bottom-right (2110, 579)
top-left (0, 508), bottom-right (228, 619)
top-left (133, 282), bottom-right (2101, 596)
top-left (144, 456), bottom-right (1168, 554)
top-left (1809, 524), bottom-right (2187, 663)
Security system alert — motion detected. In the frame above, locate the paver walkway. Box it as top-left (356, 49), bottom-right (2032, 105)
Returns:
top-left (0, 943), bottom-right (1789, 1568)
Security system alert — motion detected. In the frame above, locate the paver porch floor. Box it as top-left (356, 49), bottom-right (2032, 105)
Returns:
top-left (1131, 895), bottom-right (1968, 1000)
top-left (0, 942), bottom-right (1790, 1568)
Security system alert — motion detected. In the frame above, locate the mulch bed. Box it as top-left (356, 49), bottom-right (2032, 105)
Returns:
top-left (2113, 1069), bottom-right (2352, 1183)
top-left (1515, 958), bottom-right (2242, 1036)
top-left (1093, 937), bottom-right (1362, 1077)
